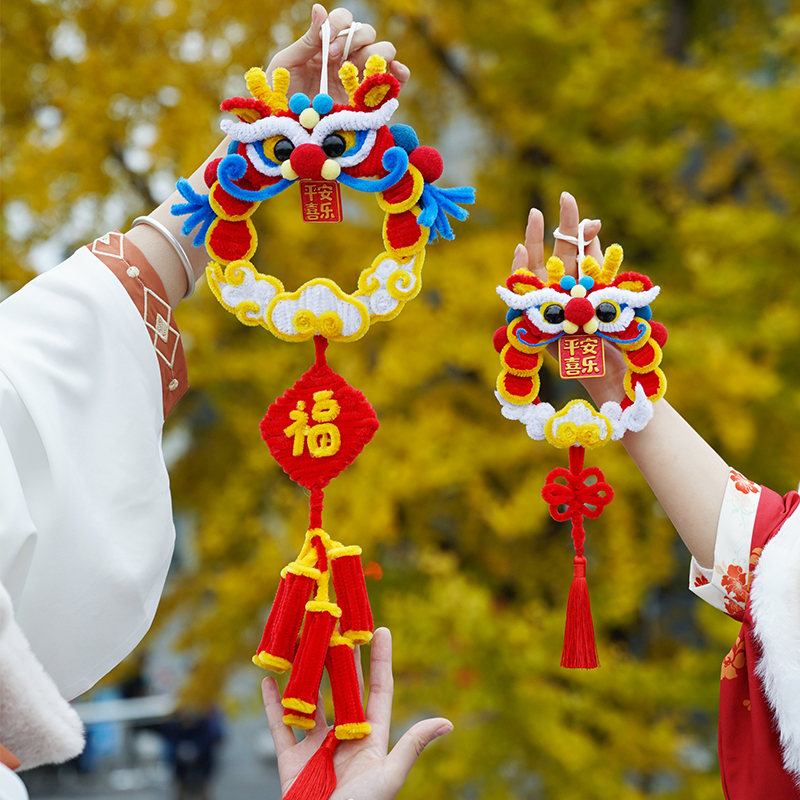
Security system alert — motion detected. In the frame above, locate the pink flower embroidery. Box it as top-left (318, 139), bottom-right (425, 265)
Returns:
top-left (730, 470), bottom-right (758, 495)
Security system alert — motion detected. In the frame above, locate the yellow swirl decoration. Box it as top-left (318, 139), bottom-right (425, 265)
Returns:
top-left (543, 401), bottom-right (613, 450)
top-left (551, 421), bottom-right (601, 448)
top-left (386, 267), bottom-right (416, 300)
top-left (292, 309), bottom-right (318, 335)
top-left (317, 311), bottom-right (344, 338)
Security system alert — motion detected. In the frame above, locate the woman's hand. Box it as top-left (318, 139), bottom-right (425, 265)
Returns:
top-left (510, 192), bottom-right (627, 405)
top-left (267, 5), bottom-right (410, 106)
top-left (262, 628), bottom-right (452, 800)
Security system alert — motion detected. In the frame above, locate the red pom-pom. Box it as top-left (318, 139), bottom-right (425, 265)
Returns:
top-left (493, 326), bottom-right (509, 353)
top-left (205, 159), bottom-right (222, 188)
top-left (290, 143), bottom-right (327, 180)
top-left (649, 320), bottom-right (668, 348)
top-left (409, 146), bottom-right (443, 183)
top-left (564, 297), bottom-right (594, 326)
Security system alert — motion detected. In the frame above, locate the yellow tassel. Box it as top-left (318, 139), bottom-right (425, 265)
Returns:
top-left (339, 62), bottom-right (360, 104)
top-left (283, 697), bottom-right (317, 714)
top-left (342, 630), bottom-right (373, 645)
top-left (364, 54), bottom-right (387, 77)
top-left (546, 256), bottom-right (565, 285)
top-left (600, 244), bottom-right (624, 284)
top-left (305, 600), bottom-right (342, 617)
top-left (255, 651), bottom-right (291, 673)
top-left (329, 631), bottom-right (355, 649)
top-left (245, 67), bottom-right (272, 105)
top-left (283, 713), bottom-right (316, 730)
top-left (335, 721), bottom-right (372, 740)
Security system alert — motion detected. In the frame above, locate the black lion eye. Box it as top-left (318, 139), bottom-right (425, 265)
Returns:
top-left (595, 302), bottom-right (618, 323)
top-left (543, 304), bottom-right (565, 324)
top-left (322, 134), bottom-right (346, 158)
top-left (273, 138), bottom-right (294, 162)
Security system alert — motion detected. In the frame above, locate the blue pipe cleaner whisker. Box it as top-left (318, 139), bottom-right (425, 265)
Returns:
top-left (418, 184), bottom-right (476, 242)
top-left (171, 179), bottom-right (216, 248)
top-left (217, 155), bottom-right (295, 202)
top-left (337, 146), bottom-right (409, 193)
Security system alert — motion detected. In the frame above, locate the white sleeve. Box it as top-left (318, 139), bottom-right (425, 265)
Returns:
top-left (0, 248), bottom-right (175, 701)
top-left (689, 468), bottom-right (760, 617)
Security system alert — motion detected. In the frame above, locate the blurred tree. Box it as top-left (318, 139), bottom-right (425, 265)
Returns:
top-left (4, 0), bottom-right (800, 797)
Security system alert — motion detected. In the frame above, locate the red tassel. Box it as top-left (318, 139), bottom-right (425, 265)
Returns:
top-left (560, 555), bottom-right (599, 669)
top-left (282, 729), bottom-right (339, 800)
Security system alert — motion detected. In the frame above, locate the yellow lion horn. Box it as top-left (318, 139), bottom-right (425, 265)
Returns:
top-left (339, 62), bottom-right (360, 105)
top-left (268, 68), bottom-right (290, 112)
top-left (580, 256), bottom-right (601, 282)
top-left (245, 68), bottom-right (272, 105)
top-left (364, 54), bottom-right (387, 77)
top-left (600, 244), bottom-right (624, 284)
top-left (546, 256), bottom-right (565, 286)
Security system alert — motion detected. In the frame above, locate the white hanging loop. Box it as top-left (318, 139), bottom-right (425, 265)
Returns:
top-left (319, 20), bottom-right (363, 97)
top-left (553, 218), bottom-right (595, 277)
top-left (337, 22), bottom-right (362, 63)
top-left (319, 18), bottom-right (331, 97)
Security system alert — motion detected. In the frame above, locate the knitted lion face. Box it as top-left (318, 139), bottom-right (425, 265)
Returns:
top-left (494, 246), bottom-right (668, 419)
top-left (220, 57), bottom-right (403, 184)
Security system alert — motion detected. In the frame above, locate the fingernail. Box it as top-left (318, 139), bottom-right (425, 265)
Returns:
top-left (434, 723), bottom-right (453, 738)
top-left (330, 41), bottom-right (342, 57)
top-left (561, 191), bottom-right (574, 204)
top-left (393, 61), bottom-right (410, 80)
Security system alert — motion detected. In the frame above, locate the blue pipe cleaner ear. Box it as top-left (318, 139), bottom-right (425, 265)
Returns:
top-left (389, 124), bottom-right (419, 154)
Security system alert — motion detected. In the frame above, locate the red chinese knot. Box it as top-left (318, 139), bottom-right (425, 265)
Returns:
top-left (260, 337), bottom-right (379, 490)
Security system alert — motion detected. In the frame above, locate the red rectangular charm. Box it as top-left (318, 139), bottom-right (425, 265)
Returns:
top-left (300, 180), bottom-right (343, 223)
top-left (558, 335), bottom-right (606, 379)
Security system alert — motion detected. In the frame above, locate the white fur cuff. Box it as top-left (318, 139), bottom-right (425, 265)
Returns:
top-left (751, 508), bottom-right (800, 785)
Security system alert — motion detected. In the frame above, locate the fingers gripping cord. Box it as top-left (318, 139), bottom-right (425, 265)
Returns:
top-left (319, 19), bottom-right (363, 96)
top-left (553, 218), bottom-right (596, 276)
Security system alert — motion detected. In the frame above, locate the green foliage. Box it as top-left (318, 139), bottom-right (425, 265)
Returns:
top-left (5, 0), bottom-right (800, 796)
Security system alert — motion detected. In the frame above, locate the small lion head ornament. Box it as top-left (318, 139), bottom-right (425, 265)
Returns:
top-left (493, 244), bottom-right (668, 444)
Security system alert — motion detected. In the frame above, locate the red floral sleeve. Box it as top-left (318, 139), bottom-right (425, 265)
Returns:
top-left (689, 468), bottom-right (762, 620)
